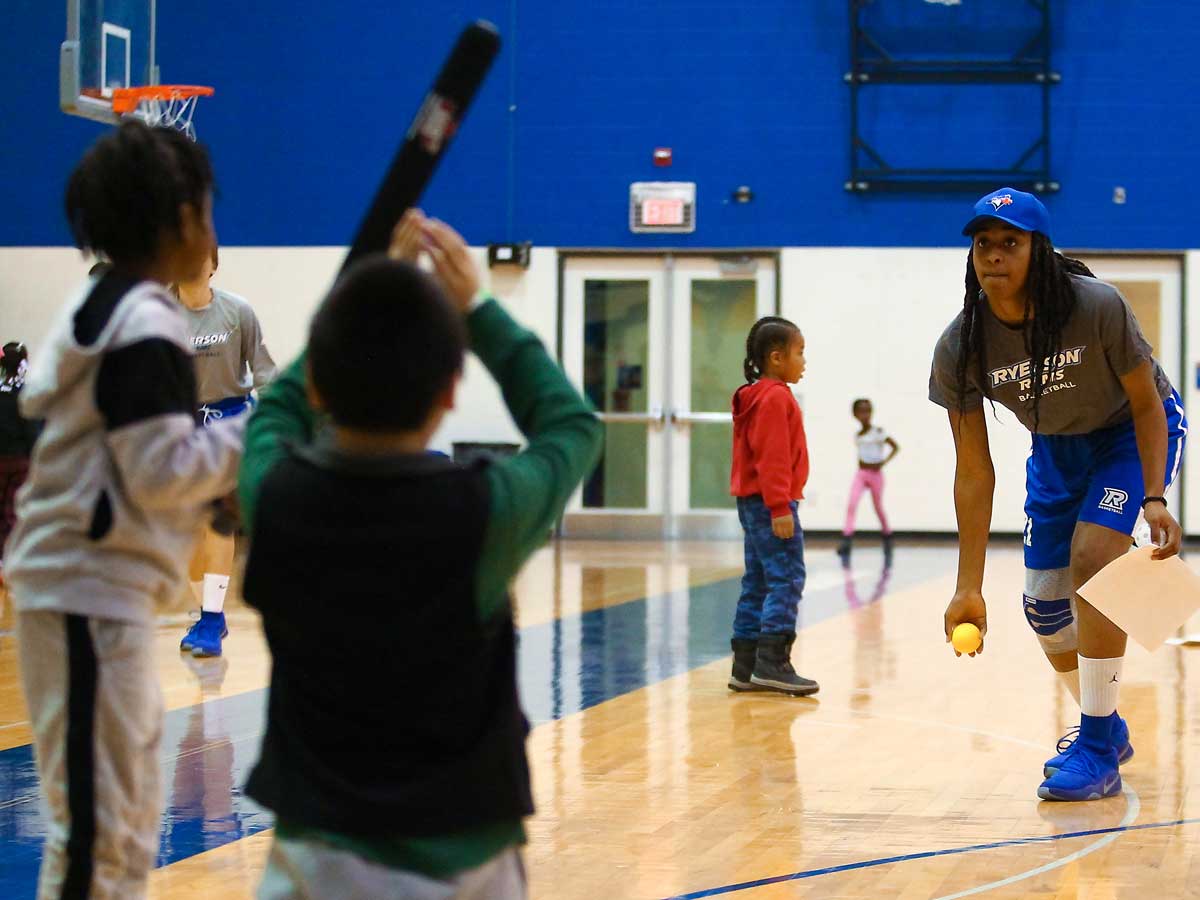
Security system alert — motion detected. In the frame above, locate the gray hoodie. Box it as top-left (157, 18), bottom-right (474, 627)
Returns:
top-left (5, 273), bottom-right (245, 623)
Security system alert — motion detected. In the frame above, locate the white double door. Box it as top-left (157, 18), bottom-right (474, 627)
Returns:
top-left (1075, 255), bottom-right (1185, 517)
top-left (560, 255), bottom-right (778, 539)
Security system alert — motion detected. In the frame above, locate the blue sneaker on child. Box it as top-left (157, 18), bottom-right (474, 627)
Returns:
top-left (1043, 712), bottom-right (1132, 777)
top-left (180, 611), bottom-right (228, 658)
top-left (1037, 713), bottom-right (1123, 802)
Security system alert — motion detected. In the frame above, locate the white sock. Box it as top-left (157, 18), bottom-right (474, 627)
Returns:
top-left (1078, 655), bottom-right (1123, 717)
top-left (203, 698), bottom-right (222, 731)
top-left (201, 573), bottom-right (229, 614)
top-left (1057, 668), bottom-right (1081, 706)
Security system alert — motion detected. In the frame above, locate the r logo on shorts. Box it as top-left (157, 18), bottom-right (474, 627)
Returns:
top-left (1098, 488), bottom-right (1128, 514)
top-left (1023, 389), bottom-right (1187, 570)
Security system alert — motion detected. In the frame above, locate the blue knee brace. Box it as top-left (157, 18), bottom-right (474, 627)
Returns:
top-left (1023, 567), bottom-right (1077, 654)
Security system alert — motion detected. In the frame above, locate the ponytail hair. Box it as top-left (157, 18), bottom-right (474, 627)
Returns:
top-left (743, 316), bottom-right (800, 383)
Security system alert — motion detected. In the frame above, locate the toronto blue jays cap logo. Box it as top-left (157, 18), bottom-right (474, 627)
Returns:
top-left (962, 187), bottom-right (1051, 238)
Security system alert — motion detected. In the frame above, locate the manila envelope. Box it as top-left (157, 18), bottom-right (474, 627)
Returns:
top-left (1077, 546), bottom-right (1200, 652)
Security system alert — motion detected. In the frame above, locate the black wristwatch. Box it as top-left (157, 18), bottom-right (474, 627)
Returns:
top-left (1141, 496), bottom-right (1167, 509)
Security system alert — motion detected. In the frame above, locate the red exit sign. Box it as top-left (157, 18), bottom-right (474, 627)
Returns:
top-left (642, 198), bottom-right (685, 226)
top-left (630, 181), bottom-right (695, 233)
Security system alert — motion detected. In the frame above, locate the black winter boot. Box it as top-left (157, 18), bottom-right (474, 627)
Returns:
top-left (728, 638), bottom-right (765, 692)
top-left (751, 633), bottom-right (819, 696)
top-left (836, 536), bottom-right (852, 566)
top-left (882, 533), bottom-right (894, 568)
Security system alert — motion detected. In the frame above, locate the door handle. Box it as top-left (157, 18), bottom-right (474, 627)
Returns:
top-left (671, 411), bottom-right (733, 425)
top-left (596, 408), bottom-right (667, 427)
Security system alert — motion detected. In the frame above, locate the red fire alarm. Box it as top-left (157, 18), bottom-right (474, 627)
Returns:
top-left (653, 147), bottom-right (672, 167)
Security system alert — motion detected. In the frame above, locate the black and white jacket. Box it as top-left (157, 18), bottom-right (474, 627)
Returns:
top-left (5, 272), bottom-right (245, 623)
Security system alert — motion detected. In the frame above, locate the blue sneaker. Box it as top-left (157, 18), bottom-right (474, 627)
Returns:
top-left (1044, 712), bottom-right (1133, 777)
top-left (180, 611), bottom-right (228, 658)
top-left (1038, 713), bottom-right (1122, 802)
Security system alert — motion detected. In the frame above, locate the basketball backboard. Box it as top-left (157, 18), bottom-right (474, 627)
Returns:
top-left (60, 0), bottom-right (157, 124)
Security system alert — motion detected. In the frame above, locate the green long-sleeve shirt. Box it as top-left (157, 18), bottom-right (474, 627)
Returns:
top-left (237, 297), bottom-right (603, 877)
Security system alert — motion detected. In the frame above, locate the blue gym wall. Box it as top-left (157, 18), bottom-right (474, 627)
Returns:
top-left (4, 1), bottom-right (1196, 249)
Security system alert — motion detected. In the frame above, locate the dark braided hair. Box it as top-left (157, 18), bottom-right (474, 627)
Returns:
top-left (955, 232), bottom-right (1095, 433)
top-left (743, 316), bottom-right (800, 383)
top-left (65, 120), bottom-right (214, 267)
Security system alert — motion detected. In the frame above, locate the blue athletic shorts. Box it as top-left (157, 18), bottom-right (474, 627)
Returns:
top-left (196, 394), bottom-right (254, 427)
top-left (1024, 389), bottom-right (1187, 569)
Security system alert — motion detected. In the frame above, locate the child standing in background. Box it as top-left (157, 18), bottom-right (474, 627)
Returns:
top-left (837, 398), bottom-right (900, 567)
top-left (727, 316), bottom-right (818, 697)
top-left (0, 342), bottom-right (39, 581)
top-left (175, 245), bottom-right (276, 658)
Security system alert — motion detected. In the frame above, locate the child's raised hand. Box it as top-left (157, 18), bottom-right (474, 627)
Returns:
top-left (422, 218), bottom-right (481, 313)
top-left (771, 514), bottom-right (794, 540)
top-left (387, 209), bottom-right (426, 263)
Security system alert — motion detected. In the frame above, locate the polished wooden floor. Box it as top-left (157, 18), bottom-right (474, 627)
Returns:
top-left (3, 539), bottom-right (1200, 899)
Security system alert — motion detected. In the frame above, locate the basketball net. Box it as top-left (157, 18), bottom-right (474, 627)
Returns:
top-left (111, 86), bottom-right (213, 141)
top-left (133, 94), bottom-right (203, 140)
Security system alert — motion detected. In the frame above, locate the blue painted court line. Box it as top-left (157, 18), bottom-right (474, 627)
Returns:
top-left (515, 563), bottom-right (904, 725)
top-left (663, 816), bottom-right (1200, 899)
top-left (0, 559), bottom-right (906, 896)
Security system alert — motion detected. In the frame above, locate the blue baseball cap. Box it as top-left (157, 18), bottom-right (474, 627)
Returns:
top-left (962, 187), bottom-right (1051, 238)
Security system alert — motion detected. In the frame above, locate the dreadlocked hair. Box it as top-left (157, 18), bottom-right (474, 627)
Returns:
top-left (955, 232), bottom-right (1095, 433)
top-left (743, 316), bottom-right (800, 383)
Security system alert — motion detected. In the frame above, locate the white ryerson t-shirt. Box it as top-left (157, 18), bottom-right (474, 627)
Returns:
top-left (929, 274), bottom-right (1171, 435)
top-left (182, 288), bottom-right (277, 405)
top-left (856, 426), bottom-right (890, 464)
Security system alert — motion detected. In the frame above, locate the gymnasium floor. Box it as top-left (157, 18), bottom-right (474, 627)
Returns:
top-left (2, 539), bottom-right (1199, 899)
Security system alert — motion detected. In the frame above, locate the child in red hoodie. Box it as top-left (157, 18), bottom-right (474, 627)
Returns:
top-left (728, 316), bottom-right (818, 697)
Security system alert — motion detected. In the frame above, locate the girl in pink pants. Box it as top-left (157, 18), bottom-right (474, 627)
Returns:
top-left (837, 399), bottom-right (899, 567)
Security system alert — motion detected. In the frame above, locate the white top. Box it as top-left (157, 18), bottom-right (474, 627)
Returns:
top-left (856, 425), bottom-right (891, 465)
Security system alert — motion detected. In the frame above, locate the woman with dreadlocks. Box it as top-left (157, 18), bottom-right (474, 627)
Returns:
top-left (930, 188), bottom-right (1187, 803)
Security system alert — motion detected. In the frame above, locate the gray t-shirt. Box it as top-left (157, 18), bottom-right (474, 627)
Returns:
top-left (929, 274), bottom-right (1171, 434)
top-left (182, 288), bottom-right (277, 404)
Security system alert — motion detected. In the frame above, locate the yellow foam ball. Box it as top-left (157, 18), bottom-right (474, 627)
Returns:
top-left (952, 623), bottom-right (982, 654)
